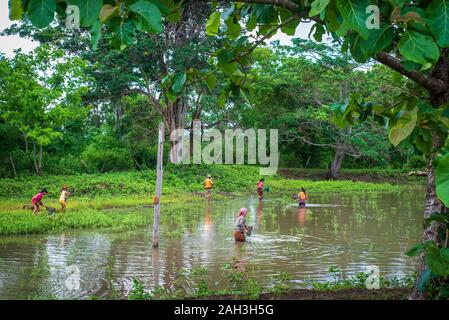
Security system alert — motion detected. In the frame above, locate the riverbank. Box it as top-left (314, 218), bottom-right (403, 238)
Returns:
top-left (201, 288), bottom-right (412, 300)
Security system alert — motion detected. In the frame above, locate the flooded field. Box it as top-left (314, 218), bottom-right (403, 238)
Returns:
top-left (0, 188), bottom-right (424, 299)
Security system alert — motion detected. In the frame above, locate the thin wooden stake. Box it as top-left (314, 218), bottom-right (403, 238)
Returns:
top-left (152, 122), bottom-right (164, 248)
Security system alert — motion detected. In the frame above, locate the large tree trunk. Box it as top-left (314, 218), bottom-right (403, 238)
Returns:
top-left (327, 144), bottom-right (345, 180)
top-left (166, 99), bottom-right (187, 164)
top-left (410, 135), bottom-right (448, 299)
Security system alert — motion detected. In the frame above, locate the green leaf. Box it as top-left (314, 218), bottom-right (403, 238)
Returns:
top-left (27, 0), bottom-right (57, 28)
top-left (398, 31), bottom-right (440, 65)
top-left (206, 11), bottom-right (221, 36)
top-left (441, 247), bottom-right (449, 264)
top-left (166, 88), bottom-right (177, 102)
top-left (68, 0), bottom-right (102, 27)
top-left (279, 8), bottom-right (299, 36)
top-left (204, 73), bottom-right (217, 90)
top-left (424, 212), bottom-right (449, 228)
top-left (418, 267), bottom-right (432, 292)
top-left (225, 17), bottom-right (241, 40)
top-left (359, 23), bottom-right (393, 56)
top-left (90, 20), bottom-right (102, 50)
top-left (255, 4), bottom-right (278, 24)
top-left (172, 71), bottom-right (186, 93)
top-left (436, 152), bottom-right (449, 207)
top-left (116, 20), bottom-right (135, 46)
top-left (9, 0), bottom-right (23, 20)
top-left (406, 243), bottom-right (425, 257)
top-left (130, 0), bottom-right (163, 33)
top-left (310, 0), bottom-right (331, 17)
top-left (425, 246), bottom-right (449, 276)
top-left (388, 107), bottom-right (418, 146)
top-left (426, 0), bottom-right (449, 47)
top-left (219, 62), bottom-right (238, 76)
top-left (336, 0), bottom-right (369, 39)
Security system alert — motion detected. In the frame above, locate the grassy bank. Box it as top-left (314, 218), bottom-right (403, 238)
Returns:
top-left (0, 165), bottom-right (404, 236)
top-left (1, 165), bottom-right (401, 199)
top-left (126, 263), bottom-right (414, 300)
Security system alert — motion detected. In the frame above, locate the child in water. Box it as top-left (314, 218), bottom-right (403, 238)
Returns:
top-left (59, 185), bottom-right (71, 212)
top-left (257, 178), bottom-right (265, 200)
top-left (298, 187), bottom-right (308, 207)
top-left (204, 174), bottom-right (213, 198)
top-left (31, 188), bottom-right (49, 214)
top-left (234, 208), bottom-right (249, 242)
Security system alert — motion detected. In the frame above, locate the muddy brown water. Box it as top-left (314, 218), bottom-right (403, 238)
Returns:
top-left (0, 188), bottom-right (424, 299)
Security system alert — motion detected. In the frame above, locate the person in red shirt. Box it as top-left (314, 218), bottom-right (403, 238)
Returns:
top-left (32, 188), bottom-right (48, 214)
top-left (257, 178), bottom-right (265, 201)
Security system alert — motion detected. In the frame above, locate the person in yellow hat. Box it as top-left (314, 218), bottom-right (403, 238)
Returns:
top-left (204, 174), bottom-right (213, 198)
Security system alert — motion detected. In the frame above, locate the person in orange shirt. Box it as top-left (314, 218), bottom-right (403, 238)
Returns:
top-left (298, 187), bottom-right (308, 207)
top-left (204, 174), bottom-right (213, 198)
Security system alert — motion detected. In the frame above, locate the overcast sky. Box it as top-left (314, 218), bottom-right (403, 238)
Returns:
top-left (0, 2), bottom-right (314, 58)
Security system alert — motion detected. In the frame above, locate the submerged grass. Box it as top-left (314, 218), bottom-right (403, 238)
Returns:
top-left (126, 262), bottom-right (415, 300)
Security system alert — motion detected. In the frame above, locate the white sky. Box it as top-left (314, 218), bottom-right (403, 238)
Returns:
top-left (0, 1), bottom-right (314, 58)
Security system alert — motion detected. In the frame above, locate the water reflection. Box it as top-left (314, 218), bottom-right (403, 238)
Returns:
top-left (0, 189), bottom-right (424, 299)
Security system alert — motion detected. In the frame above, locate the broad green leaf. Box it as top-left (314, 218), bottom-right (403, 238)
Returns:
top-left (90, 20), bottom-right (102, 50)
top-left (204, 73), bottom-right (217, 90)
top-left (359, 23), bottom-right (393, 56)
top-left (436, 152), bottom-right (449, 207)
top-left (172, 71), bottom-right (187, 93)
top-left (336, 0), bottom-right (369, 39)
top-left (426, 0), bottom-right (449, 47)
top-left (130, 0), bottom-right (163, 33)
top-left (388, 107), bottom-right (418, 146)
top-left (350, 34), bottom-right (370, 63)
top-left (418, 268), bottom-right (432, 292)
top-left (116, 20), bottom-right (135, 46)
top-left (68, 0), bottom-right (102, 27)
top-left (441, 247), bottom-right (449, 264)
top-left (9, 0), bottom-right (23, 20)
top-left (206, 11), bottom-right (221, 36)
top-left (27, 0), bottom-right (57, 28)
top-left (219, 62), bottom-right (238, 76)
top-left (310, 0), bottom-right (331, 17)
top-left (405, 243), bottom-right (425, 257)
top-left (217, 49), bottom-right (234, 65)
top-left (398, 31), bottom-right (440, 65)
top-left (425, 246), bottom-right (449, 276)
top-left (150, 0), bottom-right (172, 15)
top-left (424, 212), bottom-right (449, 228)
top-left (279, 8), bottom-right (299, 36)
top-left (166, 88), bottom-right (177, 102)
top-left (255, 4), bottom-right (278, 24)
top-left (225, 17), bottom-right (241, 40)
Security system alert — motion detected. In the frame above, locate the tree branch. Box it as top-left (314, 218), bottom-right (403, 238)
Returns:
top-left (221, 0), bottom-right (299, 12)
top-left (375, 52), bottom-right (446, 93)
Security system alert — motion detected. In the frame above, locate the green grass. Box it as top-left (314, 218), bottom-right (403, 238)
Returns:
top-left (0, 165), bottom-right (402, 236)
top-left (0, 209), bottom-right (150, 236)
top-left (1, 165), bottom-right (399, 199)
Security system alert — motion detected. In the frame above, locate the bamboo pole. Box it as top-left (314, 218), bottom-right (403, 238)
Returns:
top-left (152, 122), bottom-right (164, 248)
